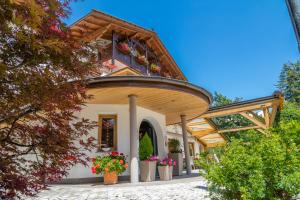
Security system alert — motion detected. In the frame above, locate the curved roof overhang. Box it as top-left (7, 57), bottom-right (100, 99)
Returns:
top-left (86, 76), bottom-right (212, 125)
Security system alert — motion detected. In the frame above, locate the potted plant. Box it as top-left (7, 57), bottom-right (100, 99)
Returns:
top-left (91, 151), bottom-right (128, 185)
top-left (135, 51), bottom-right (149, 66)
top-left (139, 133), bottom-right (158, 182)
top-left (158, 157), bottom-right (176, 181)
top-left (168, 138), bottom-right (183, 176)
top-left (117, 42), bottom-right (131, 55)
top-left (150, 63), bottom-right (161, 73)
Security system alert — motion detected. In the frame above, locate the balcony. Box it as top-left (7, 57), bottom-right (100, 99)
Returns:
top-left (91, 32), bottom-right (175, 79)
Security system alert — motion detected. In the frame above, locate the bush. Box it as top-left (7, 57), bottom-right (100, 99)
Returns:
top-left (139, 133), bottom-right (153, 161)
top-left (200, 122), bottom-right (300, 200)
top-left (91, 151), bottom-right (128, 175)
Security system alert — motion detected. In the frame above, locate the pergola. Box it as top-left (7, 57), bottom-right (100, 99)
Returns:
top-left (187, 92), bottom-right (284, 150)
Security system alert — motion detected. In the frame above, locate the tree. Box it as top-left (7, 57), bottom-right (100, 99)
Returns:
top-left (277, 61), bottom-right (300, 105)
top-left (0, 0), bottom-right (97, 198)
top-left (199, 92), bottom-right (300, 199)
top-left (139, 133), bottom-right (153, 161)
top-left (200, 122), bottom-right (300, 200)
top-left (212, 92), bottom-right (254, 140)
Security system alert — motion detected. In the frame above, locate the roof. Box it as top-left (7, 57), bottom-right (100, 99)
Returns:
top-left (70, 10), bottom-right (187, 80)
top-left (187, 92), bottom-right (284, 148)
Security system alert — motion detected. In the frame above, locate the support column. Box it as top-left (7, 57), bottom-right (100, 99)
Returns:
top-left (129, 94), bottom-right (139, 183)
top-left (181, 114), bottom-right (192, 175)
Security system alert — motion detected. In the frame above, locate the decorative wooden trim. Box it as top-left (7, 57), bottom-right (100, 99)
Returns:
top-left (98, 114), bottom-right (118, 151)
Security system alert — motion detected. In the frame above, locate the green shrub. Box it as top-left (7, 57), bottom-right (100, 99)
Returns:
top-left (139, 133), bottom-right (153, 161)
top-left (200, 122), bottom-right (300, 200)
top-left (168, 138), bottom-right (182, 153)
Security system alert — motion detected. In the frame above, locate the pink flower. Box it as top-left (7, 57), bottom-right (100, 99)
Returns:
top-left (91, 166), bottom-right (96, 174)
top-left (173, 161), bottom-right (176, 166)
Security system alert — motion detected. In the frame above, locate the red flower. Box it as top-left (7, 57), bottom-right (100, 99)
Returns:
top-left (66, 155), bottom-right (76, 161)
top-left (111, 151), bottom-right (119, 156)
top-left (119, 160), bottom-right (124, 165)
top-left (91, 166), bottom-right (96, 174)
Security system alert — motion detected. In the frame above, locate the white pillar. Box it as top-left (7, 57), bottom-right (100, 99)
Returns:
top-left (129, 94), bottom-right (139, 183)
top-left (181, 114), bottom-right (192, 175)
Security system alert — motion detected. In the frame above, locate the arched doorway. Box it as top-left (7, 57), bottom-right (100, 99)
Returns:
top-left (139, 120), bottom-right (158, 156)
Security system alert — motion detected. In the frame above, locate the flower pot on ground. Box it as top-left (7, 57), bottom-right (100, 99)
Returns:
top-left (168, 138), bottom-right (183, 176)
top-left (140, 156), bottom-right (158, 182)
top-left (158, 157), bottom-right (176, 181)
top-left (103, 171), bottom-right (118, 185)
top-left (91, 151), bottom-right (128, 185)
top-left (139, 133), bottom-right (158, 182)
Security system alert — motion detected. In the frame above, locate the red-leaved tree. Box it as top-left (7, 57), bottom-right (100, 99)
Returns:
top-left (0, 0), bottom-right (98, 198)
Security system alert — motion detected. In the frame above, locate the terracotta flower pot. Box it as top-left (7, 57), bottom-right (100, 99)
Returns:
top-left (104, 171), bottom-right (118, 185)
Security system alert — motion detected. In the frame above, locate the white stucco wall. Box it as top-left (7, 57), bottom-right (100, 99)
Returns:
top-left (166, 125), bottom-right (203, 156)
top-left (66, 104), bottom-right (167, 179)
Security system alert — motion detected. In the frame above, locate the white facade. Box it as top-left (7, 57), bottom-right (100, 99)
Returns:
top-left (67, 104), bottom-right (168, 179)
top-left (167, 125), bottom-right (203, 157)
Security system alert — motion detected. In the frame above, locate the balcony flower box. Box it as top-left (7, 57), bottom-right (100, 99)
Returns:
top-left (150, 63), bottom-right (161, 73)
top-left (91, 151), bottom-right (128, 185)
top-left (117, 42), bottom-right (131, 55)
top-left (135, 55), bottom-right (149, 66)
top-left (158, 157), bottom-right (176, 181)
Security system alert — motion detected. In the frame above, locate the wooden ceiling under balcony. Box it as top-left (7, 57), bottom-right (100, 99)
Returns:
top-left (70, 10), bottom-right (186, 81)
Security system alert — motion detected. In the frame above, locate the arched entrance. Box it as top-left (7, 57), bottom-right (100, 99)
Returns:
top-left (139, 120), bottom-right (158, 156)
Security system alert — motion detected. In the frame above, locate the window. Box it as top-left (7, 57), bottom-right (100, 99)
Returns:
top-left (98, 115), bottom-right (117, 150)
top-left (188, 142), bottom-right (195, 157)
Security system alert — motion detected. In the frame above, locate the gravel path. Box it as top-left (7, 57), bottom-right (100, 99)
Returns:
top-left (29, 176), bottom-right (209, 200)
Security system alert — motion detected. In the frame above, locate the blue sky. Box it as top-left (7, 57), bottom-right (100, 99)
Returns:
top-left (66, 0), bottom-right (299, 100)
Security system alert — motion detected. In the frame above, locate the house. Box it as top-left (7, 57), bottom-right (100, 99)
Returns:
top-left (64, 10), bottom-right (283, 183)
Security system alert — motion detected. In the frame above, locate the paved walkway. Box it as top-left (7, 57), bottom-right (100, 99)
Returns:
top-left (29, 176), bottom-right (209, 200)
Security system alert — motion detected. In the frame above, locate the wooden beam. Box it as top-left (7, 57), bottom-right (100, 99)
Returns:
top-left (206, 142), bottom-right (226, 148)
top-left (240, 112), bottom-right (267, 129)
top-left (129, 32), bottom-right (140, 39)
top-left (218, 125), bottom-right (260, 133)
top-left (83, 23), bottom-right (112, 41)
top-left (200, 98), bottom-right (280, 118)
top-left (257, 129), bottom-right (267, 135)
top-left (192, 129), bottom-right (216, 137)
top-left (262, 107), bottom-right (270, 127)
top-left (269, 105), bottom-right (278, 126)
top-left (188, 121), bottom-right (207, 126)
top-left (204, 118), bottom-right (219, 130)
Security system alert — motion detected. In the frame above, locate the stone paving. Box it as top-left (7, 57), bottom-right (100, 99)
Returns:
top-left (29, 176), bottom-right (209, 200)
